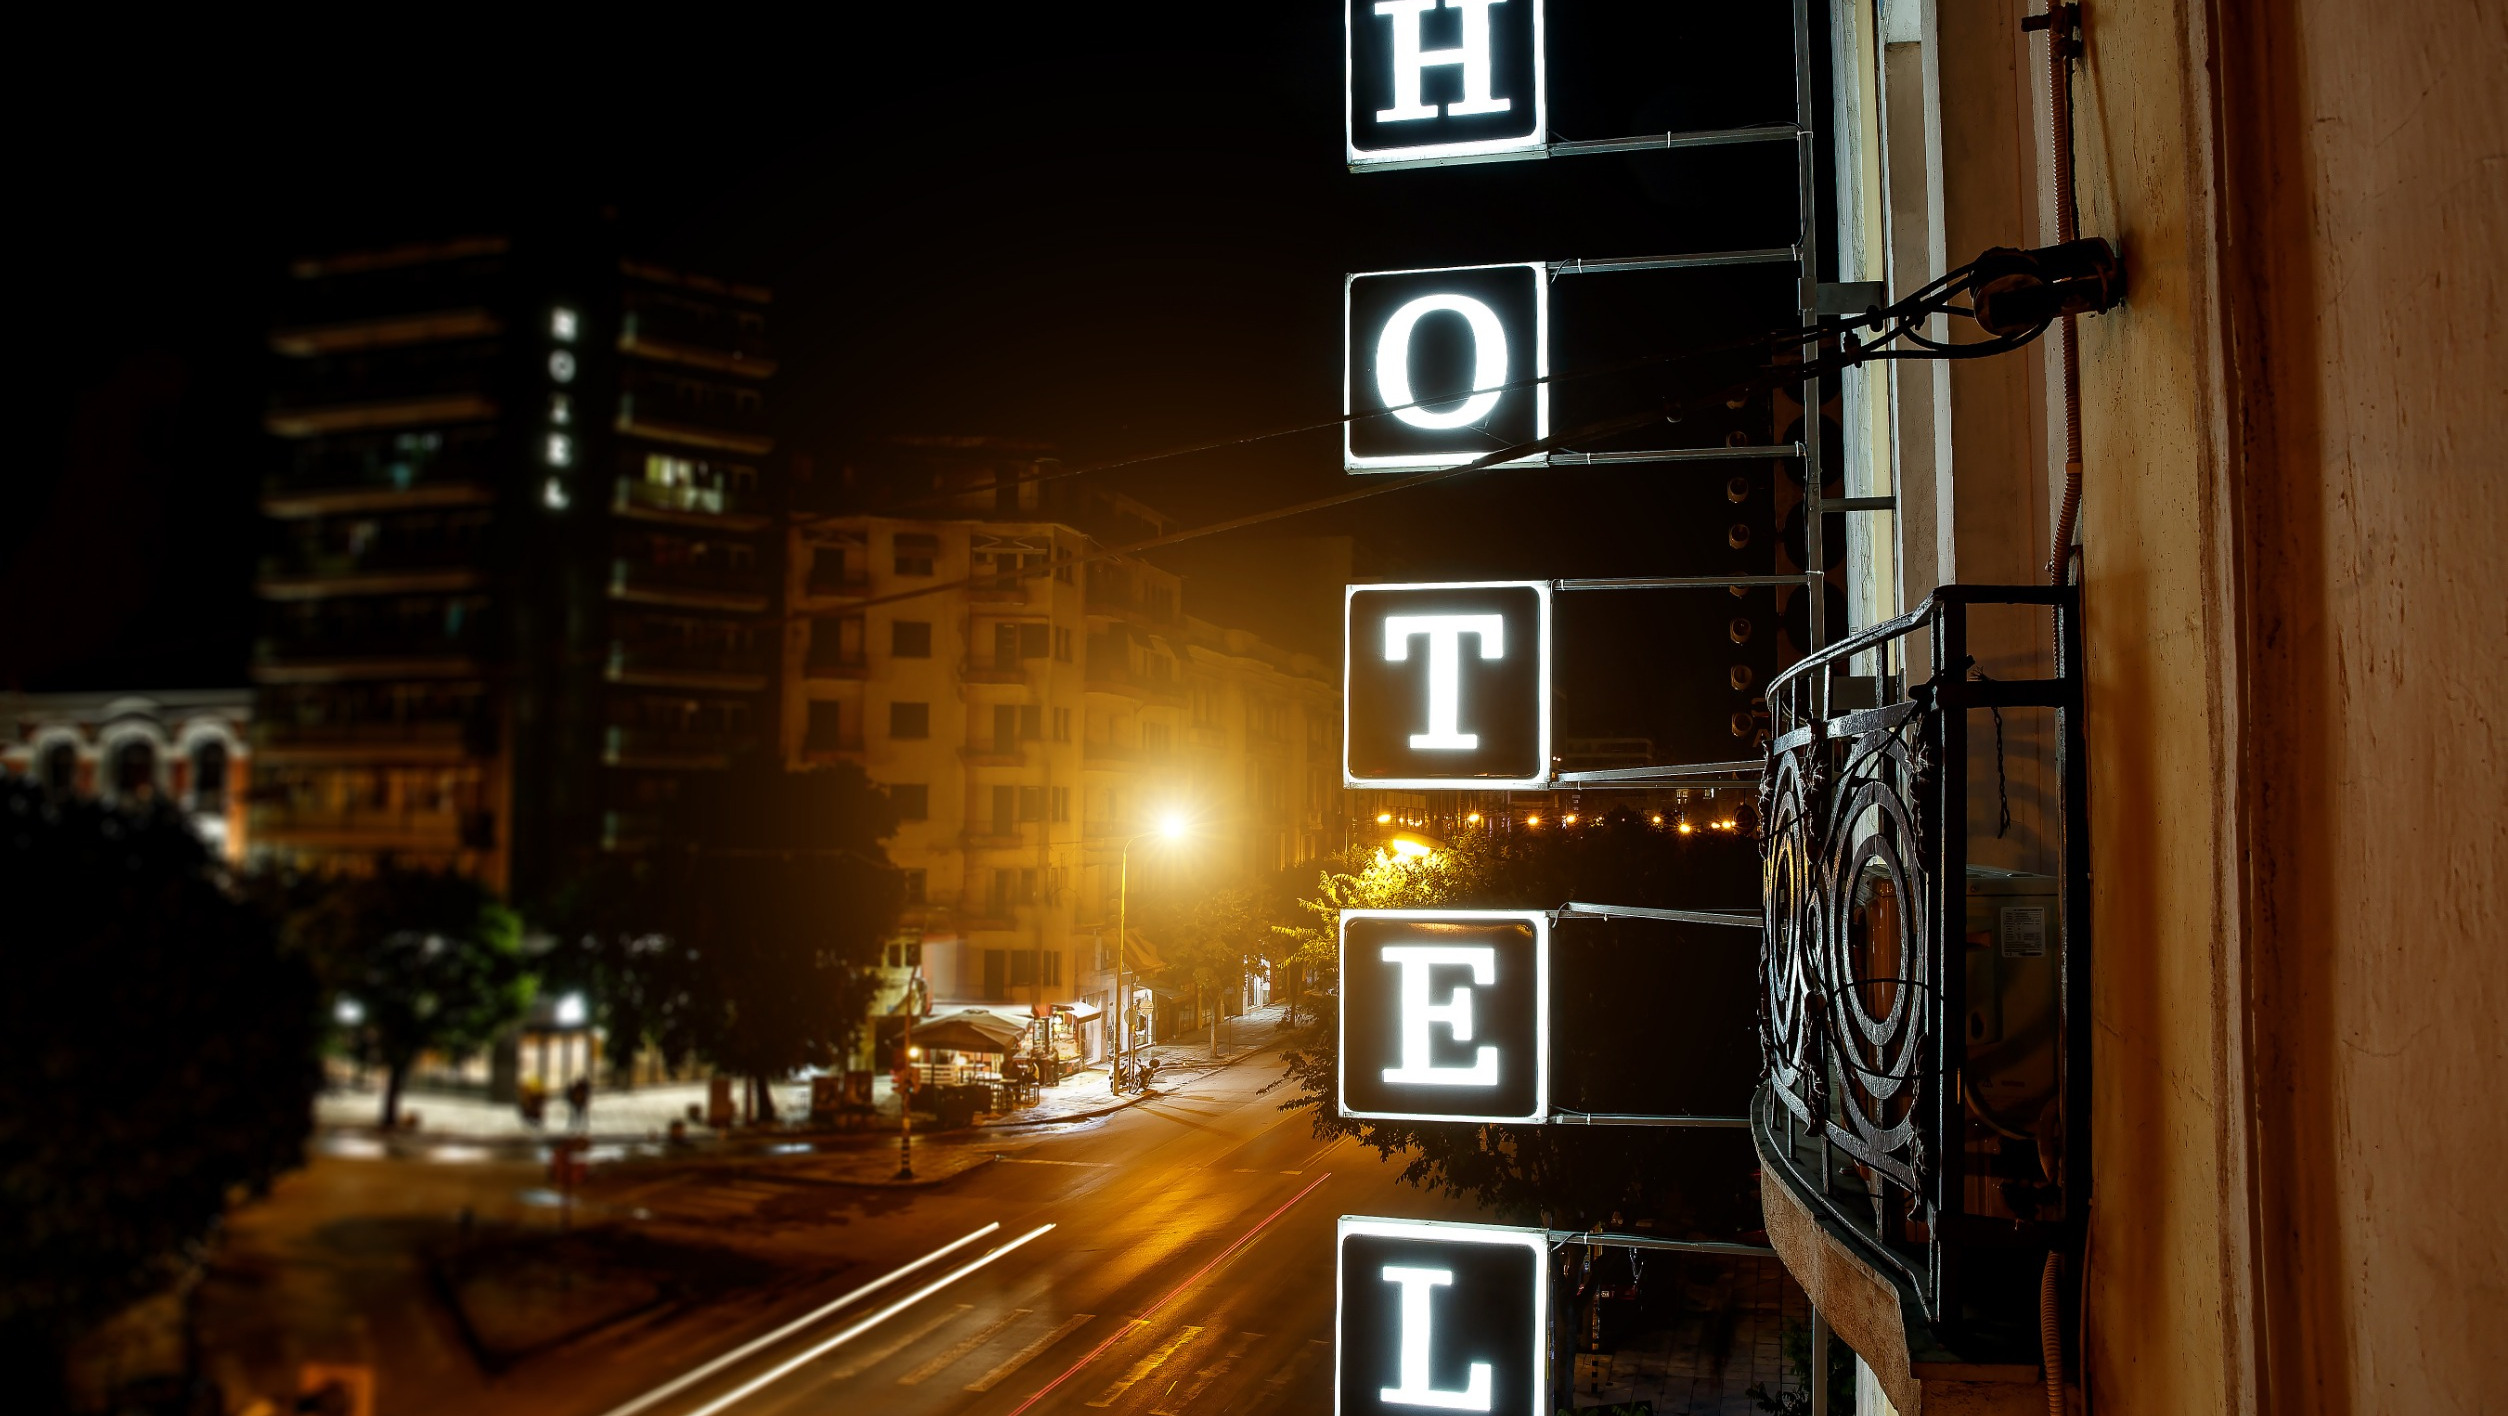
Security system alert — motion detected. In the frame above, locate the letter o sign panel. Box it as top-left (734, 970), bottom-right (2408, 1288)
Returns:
top-left (1340, 910), bottom-right (1548, 1123)
top-left (1345, 581), bottom-right (1549, 788)
top-left (1346, 263), bottom-right (1547, 472)
top-left (1337, 1217), bottom-right (1548, 1416)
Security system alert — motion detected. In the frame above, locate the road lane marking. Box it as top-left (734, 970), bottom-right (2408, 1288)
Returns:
top-left (1004, 1172), bottom-right (1333, 1416)
top-left (824, 1303), bottom-right (970, 1379)
top-left (1086, 1325), bottom-right (1205, 1408)
top-left (678, 1224), bottom-right (1055, 1416)
top-left (965, 1313), bottom-right (1095, 1392)
top-left (590, 1221), bottom-right (1002, 1416)
top-left (899, 1307), bottom-right (1029, 1386)
top-left (1153, 1330), bottom-right (1260, 1414)
top-left (995, 1157), bottom-right (1113, 1167)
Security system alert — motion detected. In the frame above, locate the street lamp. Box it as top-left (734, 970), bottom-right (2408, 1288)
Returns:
top-left (1111, 813), bottom-right (1191, 1094)
top-left (896, 1043), bottom-right (923, 1180)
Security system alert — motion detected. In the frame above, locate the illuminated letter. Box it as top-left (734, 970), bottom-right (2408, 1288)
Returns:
top-left (1376, 294), bottom-right (1509, 430)
top-left (1372, 0), bottom-right (1513, 123)
top-left (1384, 614), bottom-right (1504, 750)
top-left (1381, 945), bottom-right (1499, 1087)
top-left (1379, 1266), bottom-right (1493, 1411)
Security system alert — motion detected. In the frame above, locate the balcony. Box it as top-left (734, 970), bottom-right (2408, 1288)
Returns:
top-left (606, 642), bottom-right (769, 692)
top-left (254, 609), bottom-right (494, 683)
top-left (253, 716), bottom-right (483, 765)
top-left (612, 476), bottom-right (770, 531)
top-left (1754, 585), bottom-right (2085, 1413)
top-left (251, 804), bottom-right (482, 852)
top-left (958, 743), bottom-right (1027, 768)
top-left (961, 658), bottom-right (1028, 686)
top-left (802, 653), bottom-right (870, 682)
top-left (958, 828), bottom-right (1026, 851)
top-left (608, 558), bottom-right (768, 613)
top-left (1081, 741), bottom-right (1174, 771)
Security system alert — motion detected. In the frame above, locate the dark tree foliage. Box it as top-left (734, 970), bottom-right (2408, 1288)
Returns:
top-left (0, 780), bottom-right (320, 1378)
top-left (558, 759), bottom-right (902, 1117)
top-left (289, 867), bottom-right (531, 1127)
top-left (1279, 812), bottom-right (1767, 1232)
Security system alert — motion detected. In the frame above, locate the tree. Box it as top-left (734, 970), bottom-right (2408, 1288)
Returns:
top-left (292, 867), bottom-right (532, 1128)
top-left (566, 758), bottom-right (902, 1120)
top-left (1139, 881), bottom-right (1290, 1057)
top-left (1278, 814), bottom-right (1767, 1231)
top-left (0, 780), bottom-right (321, 1391)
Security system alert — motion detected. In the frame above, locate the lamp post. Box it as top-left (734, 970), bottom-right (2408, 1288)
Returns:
top-left (1112, 812), bottom-right (1189, 1094)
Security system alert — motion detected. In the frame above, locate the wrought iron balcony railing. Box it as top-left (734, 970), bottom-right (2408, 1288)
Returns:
top-left (1756, 584), bottom-right (2087, 1338)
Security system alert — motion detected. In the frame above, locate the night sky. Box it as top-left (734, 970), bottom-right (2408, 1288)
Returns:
top-left (10, 4), bottom-right (1826, 765)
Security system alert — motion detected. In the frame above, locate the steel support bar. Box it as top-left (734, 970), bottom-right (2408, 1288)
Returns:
top-left (1556, 903), bottom-right (1764, 929)
top-left (1831, 495), bottom-right (1896, 511)
top-left (1558, 574), bottom-right (1820, 590)
top-left (1550, 760), bottom-right (1766, 784)
top-left (1548, 247), bottom-right (1798, 276)
top-left (1550, 1111), bottom-right (1752, 1128)
top-left (1546, 444), bottom-right (1801, 466)
top-left (1548, 125), bottom-right (1802, 157)
top-left (1550, 1230), bottom-right (1779, 1258)
top-left (1793, 0), bottom-right (1828, 654)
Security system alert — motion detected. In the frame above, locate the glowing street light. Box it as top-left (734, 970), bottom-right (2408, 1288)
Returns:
top-left (1112, 812), bottom-right (1195, 1094)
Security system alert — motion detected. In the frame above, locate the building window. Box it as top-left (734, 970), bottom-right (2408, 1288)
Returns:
top-left (888, 783), bottom-right (929, 820)
top-left (900, 869), bottom-right (926, 906)
top-left (189, 741), bottom-right (230, 813)
top-left (892, 620), bottom-right (932, 658)
top-left (889, 702), bottom-right (929, 739)
top-left (1054, 627), bottom-right (1073, 661)
top-left (1051, 785), bottom-right (1070, 823)
top-left (994, 785), bottom-right (1018, 834)
top-left (1018, 704), bottom-right (1041, 740)
top-left (1052, 707), bottom-right (1071, 742)
top-left (894, 533), bottom-right (937, 576)
top-left (110, 739), bottom-right (159, 804)
top-left (1144, 722), bottom-right (1171, 752)
top-left (1018, 786), bottom-right (1046, 821)
top-left (805, 701), bottom-right (849, 752)
top-left (38, 741), bottom-right (77, 797)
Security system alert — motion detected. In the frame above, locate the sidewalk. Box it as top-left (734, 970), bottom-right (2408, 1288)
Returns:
top-left (312, 1002), bottom-right (1306, 1153)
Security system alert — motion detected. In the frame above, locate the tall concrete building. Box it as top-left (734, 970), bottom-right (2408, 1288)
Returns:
top-left (251, 234), bottom-right (778, 899)
top-left (785, 440), bottom-right (1351, 1058)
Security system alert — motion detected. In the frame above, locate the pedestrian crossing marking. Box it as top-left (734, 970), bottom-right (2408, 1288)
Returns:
top-left (1153, 1330), bottom-right (1262, 1414)
top-left (898, 1307), bottom-right (1030, 1386)
top-left (965, 1312), bottom-right (1096, 1392)
top-left (1086, 1324), bottom-right (1206, 1407)
top-left (823, 1303), bottom-right (970, 1379)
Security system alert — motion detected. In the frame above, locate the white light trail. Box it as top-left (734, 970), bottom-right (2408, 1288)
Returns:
top-left (678, 1224), bottom-right (1056, 1416)
top-left (589, 1221), bottom-right (1002, 1416)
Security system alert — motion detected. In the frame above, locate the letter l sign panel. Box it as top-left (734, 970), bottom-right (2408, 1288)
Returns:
top-left (1337, 1218), bottom-right (1548, 1416)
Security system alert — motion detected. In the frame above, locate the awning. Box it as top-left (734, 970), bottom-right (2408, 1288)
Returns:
top-left (1123, 930), bottom-right (1167, 973)
top-left (1052, 999), bottom-right (1104, 1021)
top-left (909, 1008), bottom-right (1026, 1054)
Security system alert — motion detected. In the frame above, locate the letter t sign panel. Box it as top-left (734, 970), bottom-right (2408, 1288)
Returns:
top-left (1340, 910), bottom-right (1548, 1123)
top-left (1345, 581), bottom-right (1549, 788)
top-left (1337, 1218), bottom-right (1548, 1416)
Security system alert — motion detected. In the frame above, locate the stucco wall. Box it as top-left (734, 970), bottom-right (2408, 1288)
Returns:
top-left (2074, 0), bottom-right (2507, 1410)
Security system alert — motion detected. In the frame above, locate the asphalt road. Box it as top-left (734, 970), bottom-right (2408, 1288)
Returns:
top-left (559, 1047), bottom-right (1495, 1416)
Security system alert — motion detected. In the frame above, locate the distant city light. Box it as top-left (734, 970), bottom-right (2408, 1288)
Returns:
top-left (1526, 815), bottom-right (1541, 827)
top-left (1678, 822), bottom-right (1694, 835)
top-left (334, 997), bottom-right (364, 1026)
top-left (1562, 814), bottom-right (1578, 825)
top-left (555, 992), bottom-right (588, 1028)
top-left (1159, 812), bottom-right (1188, 840)
top-left (1650, 814), bottom-right (1664, 825)
top-left (1378, 812), bottom-right (1395, 824)
top-left (1388, 838), bottom-right (1434, 861)
top-left (1466, 812), bottom-right (1482, 824)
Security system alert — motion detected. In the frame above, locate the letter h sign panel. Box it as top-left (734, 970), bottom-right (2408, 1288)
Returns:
top-left (1346, 581), bottom-right (1549, 788)
top-left (1340, 910), bottom-right (1548, 1123)
top-left (1337, 1217), bottom-right (1547, 1416)
top-left (1346, 0), bottom-right (1545, 166)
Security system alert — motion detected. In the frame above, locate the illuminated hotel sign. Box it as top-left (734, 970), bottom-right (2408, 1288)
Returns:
top-left (1345, 581), bottom-right (1549, 788)
top-left (1346, 0), bottom-right (1545, 168)
top-left (1346, 263), bottom-right (1547, 472)
top-left (1336, 1217), bottom-right (1547, 1416)
top-left (1339, 910), bottom-right (1548, 1124)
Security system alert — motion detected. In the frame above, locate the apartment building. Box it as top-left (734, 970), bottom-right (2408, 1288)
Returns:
top-left (784, 444), bottom-right (1347, 1056)
top-left (0, 690), bottom-right (251, 860)
top-left (251, 233), bottom-right (777, 899)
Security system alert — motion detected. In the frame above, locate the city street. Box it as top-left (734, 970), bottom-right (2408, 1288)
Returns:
top-left (205, 1038), bottom-right (1496, 1416)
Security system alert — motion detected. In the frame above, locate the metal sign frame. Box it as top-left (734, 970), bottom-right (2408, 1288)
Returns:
top-left (1335, 1216), bottom-right (1550, 1416)
top-left (1344, 261), bottom-right (1550, 473)
top-left (1343, 579), bottom-right (1553, 790)
top-left (1344, 0), bottom-right (1548, 169)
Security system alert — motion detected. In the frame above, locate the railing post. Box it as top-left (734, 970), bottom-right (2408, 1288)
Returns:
top-left (1934, 596), bottom-right (1970, 1326)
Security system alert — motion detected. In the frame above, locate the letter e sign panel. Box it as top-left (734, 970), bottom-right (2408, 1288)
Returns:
top-left (1346, 0), bottom-right (1545, 166)
top-left (1345, 581), bottom-right (1549, 788)
top-left (1340, 910), bottom-right (1548, 1123)
top-left (1346, 264), bottom-right (1547, 472)
top-left (1337, 1217), bottom-right (1548, 1416)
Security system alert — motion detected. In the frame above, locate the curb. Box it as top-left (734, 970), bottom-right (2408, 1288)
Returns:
top-left (983, 1035), bottom-right (1282, 1129)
